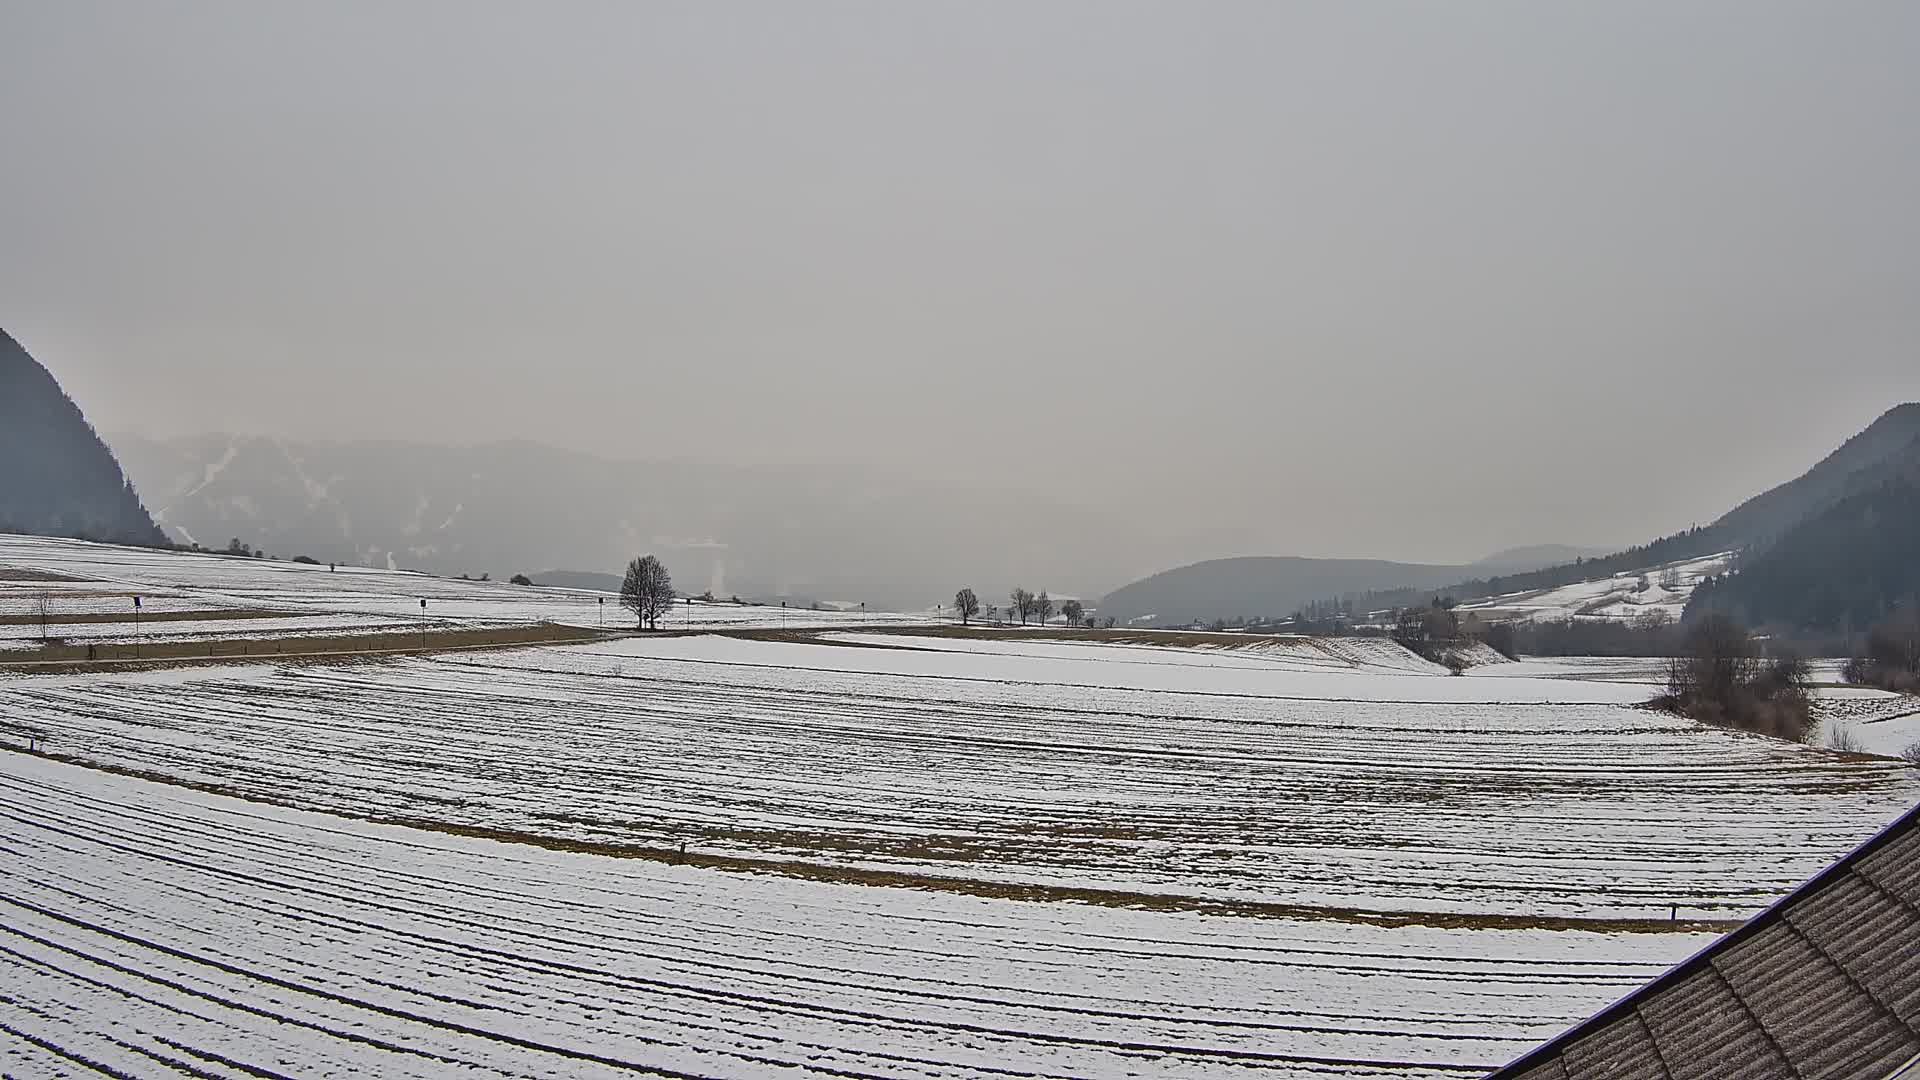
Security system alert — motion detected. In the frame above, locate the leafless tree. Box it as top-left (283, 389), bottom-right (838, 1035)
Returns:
top-left (1062, 599), bottom-right (1085, 626)
top-left (1009, 587), bottom-right (1033, 626)
top-left (35, 590), bottom-right (51, 642)
top-left (620, 555), bottom-right (675, 630)
top-left (1658, 614), bottom-right (1810, 740)
top-left (1664, 613), bottom-right (1759, 707)
top-left (954, 587), bottom-right (979, 626)
top-left (1034, 591), bottom-right (1053, 626)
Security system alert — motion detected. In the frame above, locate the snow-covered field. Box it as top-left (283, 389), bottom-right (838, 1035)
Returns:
top-left (3, 535), bottom-right (1918, 1077)
top-left (1454, 552), bottom-right (1733, 624)
top-left (0, 533), bottom-right (932, 632)
top-left (5, 632), bottom-right (1912, 924)
top-left (0, 752), bottom-right (1713, 1079)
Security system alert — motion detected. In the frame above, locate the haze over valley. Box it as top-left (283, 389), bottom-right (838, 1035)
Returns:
top-left (6, 3), bottom-right (1920, 1078)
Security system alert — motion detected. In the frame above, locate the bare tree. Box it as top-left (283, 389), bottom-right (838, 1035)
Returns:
top-left (1034, 591), bottom-right (1054, 626)
top-left (1665, 613), bottom-right (1758, 708)
top-left (954, 587), bottom-right (980, 626)
top-left (35, 590), bottom-right (51, 642)
top-left (1657, 614), bottom-right (1810, 740)
top-left (1061, 599), bottom-right (1085, 626)
top-left (620, 555), bottom-right (675, 630)
top-left (1009, 587), bottom-right (1033, 626)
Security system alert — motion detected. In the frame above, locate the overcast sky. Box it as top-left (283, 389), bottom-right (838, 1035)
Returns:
top-left (5, 1), bottom-right (1918, 564)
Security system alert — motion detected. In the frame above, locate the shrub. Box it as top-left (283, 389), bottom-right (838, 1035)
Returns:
top-left (1651, 615), bottom-right (1811, 742)
top-left (291, 555), bottom-right (320, 565)
top-left (1481, 621), bottom-right (1519, 661)
top-left (509, 574), bottom-right (533, 586)
top-left (1842, 610), bottom-right (1920, 694)
top-left (1900, 742), bottom-right (1920, 766)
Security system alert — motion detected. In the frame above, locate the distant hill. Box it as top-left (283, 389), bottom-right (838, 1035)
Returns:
top-left (1095, 542), bottom-right (1603, 625)
top-left (0, 330), bottom-right (166, 547)
top-left (1472, 544), bottom-right (1610, 572)
top-left (1094, 556), bottom-right (1481, 625)
top-left (1689, 456), bottom-right (1920, 634)
top-left (1410, 404), bottom-right (1920, 611)
top-left (1100, 403), bottom-right (1920, 630)
top-left (532, 570), bottom-right (622, 593)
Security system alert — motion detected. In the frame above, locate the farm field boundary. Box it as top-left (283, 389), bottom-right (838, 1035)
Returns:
top-left (0, 623), bottom-right (618, 671)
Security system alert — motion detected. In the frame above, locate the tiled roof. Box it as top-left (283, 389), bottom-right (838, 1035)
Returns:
top-left (1489, 802), bottom-right (1920, 1080)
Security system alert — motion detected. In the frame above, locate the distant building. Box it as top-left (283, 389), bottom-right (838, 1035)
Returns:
top-left (1487, 801), bottom-right (1920, 1079)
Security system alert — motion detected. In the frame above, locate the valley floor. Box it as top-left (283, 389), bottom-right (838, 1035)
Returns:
top-left (2, 533), bottom-right (1917, 1078)
top-left (1, 752), bottom-right (1703, 1080)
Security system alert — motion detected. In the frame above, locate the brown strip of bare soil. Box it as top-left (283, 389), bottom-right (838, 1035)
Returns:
top-left (0, 623), bottom-right (615, 672)
top-left (764, 624), bottom-right (1328, 652)
top-left (0, 569), bottom-right (86, 583)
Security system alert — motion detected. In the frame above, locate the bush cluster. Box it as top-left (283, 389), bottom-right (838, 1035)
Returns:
top-left (1651, 615), bottom-right (1812, 742)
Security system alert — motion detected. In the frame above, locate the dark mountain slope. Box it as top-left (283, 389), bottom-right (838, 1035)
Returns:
top-left (1714, 403), bottom-right (1920, 544)
top-left (0, 330), bottom-right (166, 546)
top-left (1688, 461), bottom-right (1920, 634)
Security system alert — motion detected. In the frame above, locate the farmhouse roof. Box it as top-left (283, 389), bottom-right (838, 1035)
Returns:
top-left (1487, 800), bottom-right (1920, 1080)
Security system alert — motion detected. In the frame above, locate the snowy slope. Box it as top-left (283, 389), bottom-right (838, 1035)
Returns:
top-left (1454, 552), bottom-right (1734, 624)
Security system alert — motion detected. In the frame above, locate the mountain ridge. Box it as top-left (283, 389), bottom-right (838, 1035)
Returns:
top-left (0, 329), bottom-right (167, 547)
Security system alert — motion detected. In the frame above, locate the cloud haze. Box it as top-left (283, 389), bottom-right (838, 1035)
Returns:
top-left (5, 0), bottom-right (1918, 566)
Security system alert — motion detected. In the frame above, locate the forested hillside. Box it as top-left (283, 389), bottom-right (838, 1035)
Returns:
top-left (1688, 465), bottom-right (1920, 634)
top-left (0, 330), bottom-right (166, 546)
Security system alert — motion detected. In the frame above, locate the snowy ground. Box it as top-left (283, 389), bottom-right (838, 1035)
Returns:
top-left (3, 535), bottom-right (1917, 1077)
top-left (0, 752), bottom-right (1716, 1079)
top-left (1454, 552), bottom-right (1734, 624)
top-left (0, 533), bottom-right (932, 633)
top-left (4, 631), bottom-right (1912, 923)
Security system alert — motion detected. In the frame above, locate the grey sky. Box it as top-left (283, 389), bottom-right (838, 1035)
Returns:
top-left (4, 1), bottom-right (1918, 565)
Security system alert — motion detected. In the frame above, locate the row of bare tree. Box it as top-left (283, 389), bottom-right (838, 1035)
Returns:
top-left (952, 587), bottom-right (1094, 627)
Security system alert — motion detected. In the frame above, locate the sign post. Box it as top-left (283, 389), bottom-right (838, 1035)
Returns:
top-left (133, 595), bottom-right (142, 659)
top-left (419, 598), bottom-right (428, 651)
